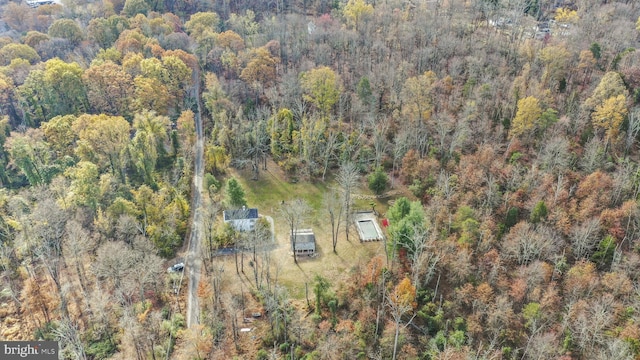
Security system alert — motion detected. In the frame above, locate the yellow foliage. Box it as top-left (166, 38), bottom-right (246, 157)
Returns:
top-left (555, 8), bottom-right (579, 23)
top-left (592, 94), bottom-right (628, 142)
top-left (343, 0), bottom-right (374, 29)
top-left (510, 96), bottom-right (542, 138)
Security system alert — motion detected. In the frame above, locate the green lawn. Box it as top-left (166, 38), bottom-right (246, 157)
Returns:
top-left (234, 167), bottom-right (330, 214)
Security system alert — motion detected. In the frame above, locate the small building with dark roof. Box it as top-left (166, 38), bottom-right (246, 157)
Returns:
top-left (223, 207), bottom-right (259, 232)
top-left (291, 229), bottom-right (316, 257)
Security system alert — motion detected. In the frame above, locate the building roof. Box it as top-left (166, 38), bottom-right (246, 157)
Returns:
top-left (292, 229), bottom-right (315, 251)
top-left (223, 208), bottom-right (258, 221)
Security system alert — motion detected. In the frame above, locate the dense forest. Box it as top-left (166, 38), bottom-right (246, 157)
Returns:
top-left (2, 0), bottom-right (640, 359)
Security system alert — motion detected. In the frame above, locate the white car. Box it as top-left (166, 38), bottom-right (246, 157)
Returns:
top-left (167, 262), bottom-right (185, 273)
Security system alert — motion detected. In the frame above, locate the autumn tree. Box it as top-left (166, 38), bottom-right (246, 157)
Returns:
top-left (83, 61), bottom-right (134, 116)
top-left (240, 46), bottom-right (280, 90)
top-left (343, 0), bottom-right (374, 30)
top-left (300, 66), bottom-right (341, 118)
top-left (18, 59), bottom-right (88, 126)
top-left (592, 94), bottom-right (628, 146)
top-left (0, 43), bottom-right (41, 66)
top-left (72, 114), bottom-right (130, 180)
top-left (387, 277), bottom-right (417, 360)
top-left (41, 115), bottom-right (76, 158)
top-left (585, 72), bottom-right (628, 111)
top-left (510, 96), bottom-right (542, 138)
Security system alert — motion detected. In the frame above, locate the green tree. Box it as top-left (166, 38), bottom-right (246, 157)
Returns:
top-left (47, 19), bottom-right (84, 46)
top-left (122, 0), bottom-right (150, 17)
top-left (313, 274), bottom-right (331, 315)
top-left (87, 15), bottom-right (131, 49)
top-left (300, 66), bottom-right (341, 118)
top-left (64, 161), bottom-right (99, 210)
top-left (226, 177), bottom-right (246, 208)
top-left (41, 115), bottom-right (76, 158)
top-left (18, 59), bottom-right (88, 125)
top-left (0, 43), bottom-right (40, 66)
top-left (530, 201), bottom-right (548, 224)
top-left (592, 235), bottom-right (615, 270)
top-left (387, 197), bottom-right (426, 257)
top-left (357, 76), bottom-right (373, 106)
top-left (184, 12), bottom-right (220, 42)
top-left (4, 128), bottom-right (56, 186)
top-left (72, 114), bottom-right (130, 180)
top-left (368, 167), bottom-right (389, 195)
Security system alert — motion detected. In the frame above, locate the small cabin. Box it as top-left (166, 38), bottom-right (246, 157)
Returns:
top-left (291, 229), bottom-right (316, 257)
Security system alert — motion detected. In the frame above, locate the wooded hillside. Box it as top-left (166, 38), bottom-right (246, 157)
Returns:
top-left (1, 0), bottom-right (640, 359)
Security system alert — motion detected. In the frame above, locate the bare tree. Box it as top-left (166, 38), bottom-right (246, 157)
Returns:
top-left (320, 130), bottom-right (340, 181)
top-left (201, 200), bottom-right (220, 260)
top-left (624, 108), bottom-right (640, 157)
top-left (279, 198), bottom-right (311, 263)
top-left (409, 226), bottom-right (440, 289)
top-left (391, 130), bottom-right (409, 188)
top-left (371, 117), bottom-right (390, 169)
top-left (579, 137), bottom-right (605, 173)
top-left (323, 190), bottom-right (344, 254)
top-left (31, 198), bottom-right (69, 318)
top-left (502, 222), bottom-right (562, 265)
top-left (64, 220), bottom-right (94, 296)
top-left (249, 219), bottom-right (272, 288)
top-left (336, 162), bottom-right (360, 243)
top-left (570, 218), bottom-right (601, 260)
top-left (54, 316), bottom-right (87, 360)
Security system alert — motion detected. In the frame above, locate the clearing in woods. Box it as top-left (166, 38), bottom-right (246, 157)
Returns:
top-left (223, 160), bottom-right (405, 299)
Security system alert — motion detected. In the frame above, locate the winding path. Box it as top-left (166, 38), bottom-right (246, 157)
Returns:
top-left (186, 67), bottom-right (205, 329)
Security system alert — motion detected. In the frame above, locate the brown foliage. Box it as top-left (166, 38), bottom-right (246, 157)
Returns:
top-left (575, 171), bottom-right (613, 220)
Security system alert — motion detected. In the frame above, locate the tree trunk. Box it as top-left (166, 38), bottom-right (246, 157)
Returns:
top-left (392, 320), bottom-right (400, 360)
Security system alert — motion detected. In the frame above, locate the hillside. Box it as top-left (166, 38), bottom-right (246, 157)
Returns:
top-left (1, 0), bottom-right (640, 359)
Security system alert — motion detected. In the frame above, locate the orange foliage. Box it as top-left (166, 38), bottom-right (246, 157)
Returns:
top-left (600, 200), bottom-right (638, 241)
top-left (601, 272), bottom-right (633, 299)
top-left (361, 255), bottom-right (384, 287)
top-left (335, 319), bottom-right (355, 333)
top-left (509, 278), bottom-right (527, 303)
top-left (197, 280), bottom-right (212, 299)
top-left (389, 277), bottom-right (417, 310)
top-left (575, 171), bottom-right (613, 220)
top-left (475, 282), bottom-right (494, 306)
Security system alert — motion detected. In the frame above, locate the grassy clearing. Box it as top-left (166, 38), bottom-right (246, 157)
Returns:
top-left (224, 160), bottom-right (409, 300)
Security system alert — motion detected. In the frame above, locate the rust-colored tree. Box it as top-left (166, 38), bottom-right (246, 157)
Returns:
top-left (387, 277), bottom-right (417, 360)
